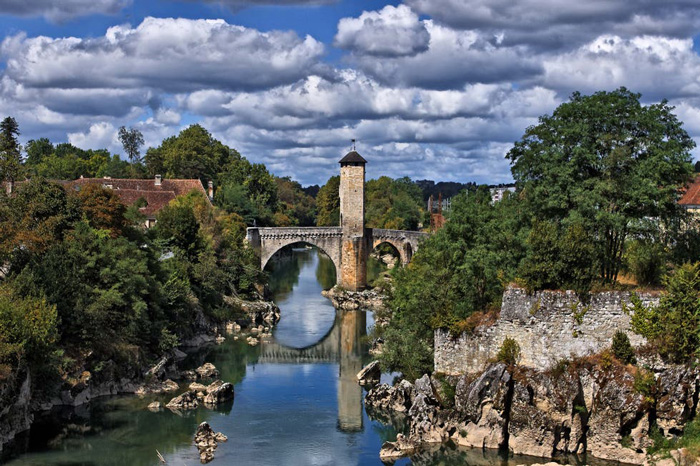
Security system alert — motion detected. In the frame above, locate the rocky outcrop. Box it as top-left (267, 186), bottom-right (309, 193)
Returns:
top-left (0, 367), bottom-right (33, 455)
top-left (357, 361), bottom-right (381, 386)
top-left (194, 421), bottom-right (227, 464)
top-left (322, 286), bottom-right (386, 311)
top-left (367, 359), bottom-right (700, 465)
top-left (224, 295), bottom-right (280, 327)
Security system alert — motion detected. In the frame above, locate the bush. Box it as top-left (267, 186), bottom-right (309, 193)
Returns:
top-left (629, 263), bottom-right (700, 363)
top-left (611, 331), bottom-right (636, 365)
top-left (625, 240), bottom-right (667, 286)
top-left (496, 337), bottom-right (521, 366)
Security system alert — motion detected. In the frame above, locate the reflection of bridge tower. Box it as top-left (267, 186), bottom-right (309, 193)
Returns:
top-left (337, 310), bottom-right (366, 432)
top-left (339, 151), bottom-right (368, 291)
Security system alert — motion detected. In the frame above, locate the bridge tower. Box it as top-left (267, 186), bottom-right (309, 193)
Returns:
top-left (339, 150), bottom-right (367, 291)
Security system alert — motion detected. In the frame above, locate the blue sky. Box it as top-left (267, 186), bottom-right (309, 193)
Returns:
top-left (1, 0), bottom-right (700, 185)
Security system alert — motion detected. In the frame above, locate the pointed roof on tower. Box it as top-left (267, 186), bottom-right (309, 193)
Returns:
top-left (339, 151), bottom-right (367, 164)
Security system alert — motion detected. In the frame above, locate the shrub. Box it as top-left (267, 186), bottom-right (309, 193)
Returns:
top-left (496, 337), bottom-right (521, 366)
top-left (625, 240), bottom-right (667, 286)
top-left (612, 331), bottom-right (636, 365)
top-left (629, 263), bottom-right (700, 363)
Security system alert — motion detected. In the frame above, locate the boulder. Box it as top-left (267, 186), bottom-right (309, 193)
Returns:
top-left (655, 366), bottom-right (699, 436)
top-left (147, 401), bottom-right (162, 411)
top-left (357, 361), bottom-right (381, 386)
top-left (195, 363), bottom-right (219, 379)
top-left (166, 390), bottom-right (199, 411)
top-left (365, 380), bottom-right (413, 413)
top-left (379, 433), bottom-right (416, 461)
top-left (203, 382), bottom-right (234, 406)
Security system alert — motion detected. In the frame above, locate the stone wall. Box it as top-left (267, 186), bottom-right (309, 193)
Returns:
top-left (434, 286), bottom-right (660, 375)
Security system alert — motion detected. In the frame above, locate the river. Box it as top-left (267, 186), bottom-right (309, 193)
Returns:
top-left (3, 247), bottom-right (561, 466)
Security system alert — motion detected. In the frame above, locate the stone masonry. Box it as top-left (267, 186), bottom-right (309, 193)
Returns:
top-left (434, 285), bottom-right (661, 375)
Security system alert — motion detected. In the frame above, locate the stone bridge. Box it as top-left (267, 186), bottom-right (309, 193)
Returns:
top-left (246, 226), bottom-right (427, 281)
top-left (246, 150), bottom-right (430, 290)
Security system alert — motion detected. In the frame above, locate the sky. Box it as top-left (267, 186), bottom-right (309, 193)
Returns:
top-left (1, 1), bottom-right (700, 186)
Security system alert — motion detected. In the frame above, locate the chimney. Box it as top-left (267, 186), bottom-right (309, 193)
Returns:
top-left (155, 175), bottom-right (162, 186)
top-left (207, 181), bottom-right (214, 200)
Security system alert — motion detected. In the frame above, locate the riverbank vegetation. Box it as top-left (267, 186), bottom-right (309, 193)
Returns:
top-left (380, 88), bottom-right (700, 379)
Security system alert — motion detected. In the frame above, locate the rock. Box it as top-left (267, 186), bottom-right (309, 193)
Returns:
top-left (147, 401), bottom-right (162, 411)
top-left (203, 382), bottom-right (234, 405)
top-left (357, 361), bottom-right (381, 386)
top-left (453, 363), bottom-right (511, 450)
top-left (321, 286), bottom-right (387, 311)
top-left (195, 363), bottom-right (219, 379)
top-left (379, 434), bottom-right (416, 461)
top-left (194, 421), bottom-right (227, 464)
top-left (224, 296), bottom-right (280, 326)
top-left (135, 379), bottom-right (179, 396)
top-left (166, 390), bottom-right (199, 411)
top-left (182, 370), bottom-right (198, 381)
top-left (365, 380), bottom-right (413, 413)
top-left (655, 366), bottom-right (699, 436)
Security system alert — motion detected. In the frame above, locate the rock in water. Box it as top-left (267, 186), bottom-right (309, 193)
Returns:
top-left (203, 381), bottom-right (234, 405)
top-left (194, 421), bottom-right (228, 464)
top-left (379, 434), bottom-right (416, 461)
top-left (166, 390), bottom-right (199, 411)
top-left (195, 363), bottom-right (220, 379)
top-left (357, 361), bottom-right (381, 386)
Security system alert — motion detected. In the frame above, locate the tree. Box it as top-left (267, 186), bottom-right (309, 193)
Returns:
top-left (507, 88), bottom-right (695, 283)
top-left (0, 117), bottom-right (23, 186)
top-left (25, 138), bottom-right (54, 166)
top-left (74, 184), bottom-right (128, 237)
top-left (629, 263), bottom-right (700, 363)
top-left (316, 176), bottom-right (340, 226)
top-left (118, 126), bottom-right (145, 165)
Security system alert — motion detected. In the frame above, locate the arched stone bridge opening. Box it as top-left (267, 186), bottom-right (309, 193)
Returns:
top-left (246, 226), bottom-right (428, 289)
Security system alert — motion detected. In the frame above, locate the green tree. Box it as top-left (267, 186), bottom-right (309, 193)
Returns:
top-left (25, 138), bottom-right (54, 166)
top-left (73, 184), bottom-right (128, 237)
top-left (365, 176), bottom-right (424, 230)
top-left (508, 88), bottom-right (695, 283)
top-left (0, 116), bottom-right (23, 186)
top-left (316, 176), bottom-right (340, 226)
top-left (380, 187), bottom-right (529, 377)
top-left (118, 126), bottom-right (145, 165)
top-left (146, 124), bottom-right (234, 183)
top-left (629, 263), bottom-right (700, 363)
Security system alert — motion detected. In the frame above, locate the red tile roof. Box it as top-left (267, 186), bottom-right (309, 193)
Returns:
top-left (680, 175), bottom-right (700, 207)
top-left (68, 177), bottom-right (210, 219)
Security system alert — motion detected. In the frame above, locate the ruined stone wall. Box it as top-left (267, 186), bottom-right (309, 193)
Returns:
top-left (434, 286), bottom-right (660, 375)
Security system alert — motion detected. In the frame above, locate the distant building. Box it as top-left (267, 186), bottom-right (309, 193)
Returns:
top-left (680, 174), bottom-right (700, 215)
top-left (490, 186), bottom-right (516, 203)
top-left (69, 175), bottom-right (213, 228)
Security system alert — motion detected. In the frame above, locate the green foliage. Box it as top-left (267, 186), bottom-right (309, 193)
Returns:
top-left (0, 116), bottom-right (24, 184)
top-left (316, 176), bottom-right (340, 226)
top-left (630, 263), bottom-right (700, 363)
top-left (274, 176), bottom-right (316, 226)
top-left (518, 219), bottom-right (597, 294)
top-left (365, 176), bottom-right (424, 230)
top-left (0, 286), bottom-right (57, 371)
top-left (633, 369), bottom-right (656, 404)
top-left (380, 187), bottom-right (528, 377)
top-left (118, 126), bottom-right (145, 165)
top-left (611, 331), bottom-right (636, 364)
top-left (625, 240), bottom-right (667, 286)
top-left (508, 88), bottom-right (695, 284)
top-left (145, 124), bottom-right (235, 183)
top-left (496, 337), bottom-right (521, 365)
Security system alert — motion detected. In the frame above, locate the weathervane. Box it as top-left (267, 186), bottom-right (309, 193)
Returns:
top-left (351, 139), bottom-right (356, 151)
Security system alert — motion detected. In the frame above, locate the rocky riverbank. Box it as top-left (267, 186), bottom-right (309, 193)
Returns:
top-left (0, 296), bottom-right (280, 455)
top-left (322, 286), bottom-right (387, 311)
top-left (366, 353), bottom-right (700, 465)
